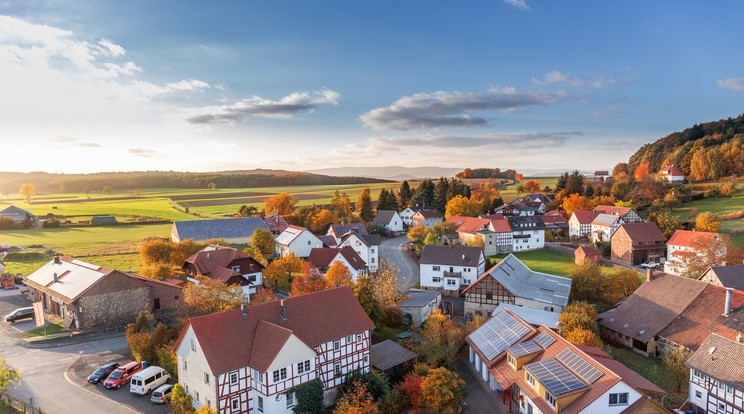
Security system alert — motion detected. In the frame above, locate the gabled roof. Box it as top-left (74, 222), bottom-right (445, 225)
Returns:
top-left (308, 246), bottom-right (367, 271)
top-left (614, 222), bottom-right (666, 243)
top-left (173, 217), bottom-right (269, 241)
top-left (462, 254), bottom-right (571, 308)
top-left (0, 205), bottom-right (34, 216)
top-left (183, 245), bottom-right (264, 276)
top-left (489, 218), bottom-right (512, 233)
top-left (455, 217), bottom-right (491, 234)
top-left (667, 229), bottom-right (719, 248)
top-left (507, 215), bottom-right (546, 231)
top-left (591, 214), bottom-right (621, 227)
top-left (686, 333), bottom-right (744, 390)
top-left (373, 210), bottom-right (399, 225)
top-left (593, 205), bottom-right (632, 217)
top-left (327, 223), bottom-right (367, 239)
top-left (419, 245), bottom-right (483, 267)
top-left (402, 205), bottom-right (435, 213)
top-left (576, 245), bottom-right (601, 257)
top-left (493, 303), bottom-right (559, 328)
top-left (414, 210), bottom-right (443, 219)
top-left (370, 340), bottom-right (419, 371)
top-left (571, 210), bottom-right (599, 224)
top-left (175, 286), bottom-right (374, 376)
top-left (263, 212), bottom-right (289, 231)
top-left (660, 165), bottom-right (684, 176)
top-left (340, 232), bottom-right (380, 248)
top-left (701, 264), bottom-right (744, 292)
top-left (24, 256), bottom-right (129, 303)
top-left (275, 225), bottom-right (309, 246)
top-left (397, 289), bottom-right (442, 308)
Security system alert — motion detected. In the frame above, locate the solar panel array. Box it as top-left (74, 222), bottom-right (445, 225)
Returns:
top-left (469, 311), bottom-right (531, 360)
top-left (507, 340), bottom-right (542, 358)
top-left (526, 359), bottom-right (586, 396)
top-left (557, 349), bottom-right (604, 383)
top-left (534, 332), bottom-right (556, 348)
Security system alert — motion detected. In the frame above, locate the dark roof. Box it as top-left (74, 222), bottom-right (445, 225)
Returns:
top-left (320, 235), bottom-right (337, 247)
top-left (183, 245), bottom-right (264, 276)
top-left (175, 286), bottom-right (374, 376)
top-left (328, 224), bottom-right (367, 238)
top-left (615, 222), bottom-right (666, 243)
top-left (686, 333), bottom-right (744, 390)
top-left (415, 210), bottom-right (443, 219)
top-left (370, 340), bottom-right (418, 371)
top-left (359, 233), bottom-right (381, 246)
top-left (373, 210), bottom-right (398, 225)
top-left (507, 215), bottom-right (546, 230)
top-left (90, 216), bottom-right (118, 224)
top-left (397, 289), bottom-right (442, 308)
top-left (701, 265), bottom-right (744, 291)
top-left (419, 245), bottom-right (483, 267)
top-left (308, 247), bottom-right (367, 271)
top-left (173, 217), bottom-right (269, 241)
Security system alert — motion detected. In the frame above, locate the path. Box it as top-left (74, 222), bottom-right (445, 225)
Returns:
top-left (379, 235), bottom-right (419, 289)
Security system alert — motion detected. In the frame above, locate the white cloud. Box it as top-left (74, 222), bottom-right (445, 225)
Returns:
top-left (532, 70), bottom-right (638, 89)
top-left (504, 0), bottom-right (530, 10)
top-left (532, 71), bottom-right (583, 87)
top-left (359, 87), bottom-right (568, 131)
top-left (717, 77), bottom-right (744, 92)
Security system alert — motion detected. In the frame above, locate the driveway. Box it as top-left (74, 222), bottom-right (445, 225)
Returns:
top-left (379, 235), bottom-right (419, 289)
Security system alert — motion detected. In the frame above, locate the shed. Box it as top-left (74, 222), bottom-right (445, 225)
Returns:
top-left (575, 245), bottom-right (602, 265)
top-left (370, 340), bottom-right (418, 380)
top-left (90, 216), bottom-right (118, 225)
top-left (396, 289), bottom-right (443, 326)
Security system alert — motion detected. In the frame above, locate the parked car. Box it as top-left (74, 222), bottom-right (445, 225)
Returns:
top-left (130, 366), bottom-right (170, 395)
top-left (104, 361), bottom-right (141, 389)
top-left (640, 261), bottom-right (660, 269)
top-left (150, 384), bottom-right (174, 404)
top-left (5, 307), bottom-right (34, 322)
top-left (87, 362), bottom-right (119, 384)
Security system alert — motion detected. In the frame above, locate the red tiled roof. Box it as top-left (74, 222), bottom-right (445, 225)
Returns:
top-left (667, 230), bottom-right (719, 248)
top-left (573, 344), bottom-right (609, 358)
top-left (175, 286), bottom-right (374, 376)
top-left (615, 222), bottom-right (666, 243)
top-left (489, 218), bottom-right (512, 233)
top-left (577, 245), bottom-right (601, 257)
top-left (183, 245), bottom-right (252, 275)
top-left (455, 217), bottom-right (491, 234)
top-left (308, 246), bottom-right (367, 271)
top-left (571, 210), bottom-right (599, 224)
top-left (660, 165), bottom-right (684, 176)
top-left (594, 205), bottom-right (632, 217)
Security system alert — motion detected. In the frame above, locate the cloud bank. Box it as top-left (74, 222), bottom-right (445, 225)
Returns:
top-left (717, 77), bottom-right (744, 92)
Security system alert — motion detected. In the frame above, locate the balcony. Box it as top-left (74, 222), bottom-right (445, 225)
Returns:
top-left (444, 271), bottom-right (462, 278)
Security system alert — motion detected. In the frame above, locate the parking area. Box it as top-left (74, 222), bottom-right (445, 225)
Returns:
top-left (0, 288), bottom-right (38, 335)
top-left (67, 350), bottom-right (172, 414)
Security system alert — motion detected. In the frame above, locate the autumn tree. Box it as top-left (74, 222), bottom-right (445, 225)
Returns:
top-left (612, 163), bottom-right (628, 179)
top-left (250, 289), bottom-right (279, 306)
top-left (416, 310), bottom-right (464, 369)
top-left (633, 162), bottom-right (650, 181)
top-left (424, 231), bottom-right (441, 246)
top-left (250, 228), bottom-right (275, 256)
top-left (420, 367), bottom-right (468, 413)
top-left (515, 173), bottom-right (523, 182)
top-left (139, 261), bottom-right (176, 280)
top-left (649, 211), bottom-right (683, 239)
top-left (171, 384), bottom-right (194, 414)
top-left (291, 264), bottom-right (328, 296)
top-left (19, 183), bottom-right (35, 203)
top-left (561, 193), bottom-right (596, 218)
top-left (326, 260), bottom-right (354, 288)
top-left (102, 185), bottom-right (114, 195)
top-left (357, 187), bottom-right (374, 222)
top-left (238, 205), bottom-right (258, 217)
top-left (371, 259), bottom-right (402, 307)
top-left (402, 373), bottom-right (423, 409)
top-left (82, 186), bottom-right (92, 198)
top-left (431, 221), bottom-right (458, 237)
top-left (444, 195), bottom-right (481, 218)
top-left (183, 275), bottom-right (244, 316)
top-left (604, 269), bottom-right (643, 304)
top-left (263, 253), bottom-right (306, 288)
top-left (524, 180), bottom-right (541, 193)
top-left (559, 301), bottom-right (601, 347)
top-left (568, 261), bottom-right (606, 302)
top-left (690, 148), bottom-right (708, 181)
top-left (565, 327), bottom-right (603, 348)
top-left (663, 347), bottom-right (693, 392)
top-left (407, 226), bottom-right (430, 243)
top-left (330, 190), bottom-right (353, 220)
top-left (0, 357), bottom-right (21, 396)
top-left (695, 211), bottom-right (721, 233)
top-left (682, 235), bottom-right (740, 278)
top-left (310, 209), bottom-right (337, 233)
top-left (353, 274), bottom-right (384, 327)
top-left (264, 192), bottom-right (297, 215)
top-left (334, 379), bottom-right (380, 414)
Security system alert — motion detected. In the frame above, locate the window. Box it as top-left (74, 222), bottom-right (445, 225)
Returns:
top-left (230, 372), bottom-right (238, 385)
top-left (695, 390), bottom-right (702, 400)
top-left (507, 354), bottom-right (515, 367)
top-left (432, 277), bottom-right (441, 283)
top-left (183, 360), bottom-right (188, 370)
top-left (486, 292), bottom-right (493, 300)
top-left (726, 385), bottom-right (733, 393)
top-left (307, 240), bottom-right (311, 245)
top-left (447, 279), bottom-right (456, 286)
top-left (273, 367), bottom-right (287, 382)
top-left (286, 392), bottom-right (294, 407)
top-left (371, 248), bottom-right (375, 253)
top-left (364, 355), bottom-right (369, 363)
top-left (191, 339), bottom-right (196, 352)
top-left (185, 385), bottom-right (188, 394)
top-left (719, 380), bottom-right (725, 389)
top-left (545, 390), bottom-right (555, 406)
top-left (335, 364), bottom-right (341, 376)
top-left (258, 396), bottom-right (263, 412)
top-left (347, 335), bottom-right (352, 343)
top-left (334, 341), bottom-right (340, 351)
top-left (371, 258), bottom-right (375, 263)
top-left (298, 360), bottom-right (311, 374)
top-left (232, 265), bottom-right (240, 272)
top-left (254, 369), bottom-right (263, 383)
top-left (204, 372), bottom-right (210, 384)
top-left (357, 334), bottom-right (362, 343)
top-left (609, 393), bottom-right (628, 406)
top-left (718, 402), bottom-right (726, 413)
top-left (432, 265), bottom-right (441, 271)
top-left (526, 372), bottom-right (535, 388)
top-left (232, 398), bottom-right (240, 410)
top-left (196, 392), bottom-right (200, 402)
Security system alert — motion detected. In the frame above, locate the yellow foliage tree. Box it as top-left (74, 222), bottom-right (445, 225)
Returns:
top-left (19, 183), bottom-right (35, 203)
top-left (695, 211), bottom-right (721, 233)
top-left (690, 148), bottom-right (709, 181)
top-left (291, 264), bottom-right (328, 296)
top-left (444, 195), bottom-right (481, 218)
top-left (565, 327), bottom-right (603, 348)
top-left (371, 259), bottom-right (402, 307)
top-left (561, 193), bottom-right (596, 218)
top-left (183, 275), bottom-right (244, 316)
top-left (264, 192), bottom-right (297, 215)
top-left (420, 367), bottom-right (468, 413)
top-left (524, 180), bottom-right (541, 193)
top-left (408, 226), bottom-right (430, 243)
top-left (263, 253), bottom-right (306, 288)
top-left (325, 260), bottom-right (354, 288)
top-left (310, 209), bottom-right (338, 233)
top-left (333, 379), bottom-right (380, 414)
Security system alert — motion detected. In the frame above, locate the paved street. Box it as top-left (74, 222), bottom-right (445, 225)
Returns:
top-left (379, 235), bottom-right (419, 289)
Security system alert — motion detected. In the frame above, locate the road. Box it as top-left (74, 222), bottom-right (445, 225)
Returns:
top-left (379, 235), bottom-right (419, 289)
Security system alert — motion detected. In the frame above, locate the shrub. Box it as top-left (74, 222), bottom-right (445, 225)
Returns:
top-left (381, 306), bottom-right (403, 328)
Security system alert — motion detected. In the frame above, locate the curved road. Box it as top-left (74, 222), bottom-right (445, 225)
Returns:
top-left (379, 235), bottom-right (419, 290)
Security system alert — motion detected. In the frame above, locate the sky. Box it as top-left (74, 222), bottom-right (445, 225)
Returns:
top-left (1, 1), bottom-right (744, 174)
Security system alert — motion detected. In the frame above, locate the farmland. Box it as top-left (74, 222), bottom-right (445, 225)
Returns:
top-left (669, 183), bottom-right (744, 247)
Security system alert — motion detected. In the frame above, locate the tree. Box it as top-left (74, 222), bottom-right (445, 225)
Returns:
top-left (420, 367), bottom-right (468, 413)
top-left (690, 148), bottom-right (709, 181)
top-left (559, 301), bottom-right (600, 346)
top-left (334, 383), bottom-right (380, 413)
top-left (250, 289), bottom-right (280, 306)
top-left (444, 195), bottom-right (481, 218)
top-left (238, 205), bottom-right (258, 217)
top-left (561, 193), bottom-right (595, 218)
top-left (407, 226), bottom-right (430, 243)
top-left (612, 163), bottom-right (628, 179)
top-left (183, 275), bottom-right (244, 316)
top-left (353, 274), bottom-right (384, 327)
top-left (424, 231), bottom-right (441, 246)
top-left (568, 261), bottom-right (606, 302)
top-left (663, 347), bottom-right (692, 392)
top-left (102, 185), bottom-right (114, 195)
top-left (171, 383), bottom-right (194, 414)
top-left (195, 407), bottom-right (216, 414)
top-left (416, 310), bottom-right (464, 369)
top-left (695, 211), bottom-right (721, 232)
top-left (402, 373), bottom-right (423, 408)
top-left (139, 261), bottom-right (176, 280)
top-left (398, 181), bottom-right (413, 207)
top-left (633, 162), bottom-right (650, 181)
top-left (291, 379), bottom-right (325, 414)
top-left (604, 269), bottom-right (643, 304)
top-left (82, 186), bottom-right (92, 198)
top-left (291, 264), bottom-right (328, 296)
top-left (265, 193), bottom-right (297, 215)
top-left (371, 259), bottom-right (402, 307)
top-left (682, 235), bottom-right (738, 278)
top-left (264, 253), bottom-right (306, 288)
top-left (515, 173), bottom-right (523, 182)
top-left (649, 211), bottom-right (683, 238)
top-left (19, 183), bottom-right (35, 203)
top-left (326, 261), bottom-right (354, 288)
top-left (357, 187), bottom-right (374, 222)
top-left (309, 209), bottom-right (337, 233)
top-left (524, 180), bottom-right (541, 193)
top-left (339, 370), bottom-right (391, 403)
top-left (565, 327), bottom-right (603, 348)
top-left (0, 357), bottom-right (21, 396)
top-left (431, 221), bottom-right (458, 237)
top-left (134, 189), bottom-right (141, 197)
top-left (250, 228), bottom-right (275, 256)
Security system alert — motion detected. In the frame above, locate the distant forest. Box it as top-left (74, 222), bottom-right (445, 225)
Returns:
top-left (455, 168), bottom-right (519, 180)
top-left (0, 170), bottom-right (390, 194)
top-left (628, 114), bottom-right (744, 177)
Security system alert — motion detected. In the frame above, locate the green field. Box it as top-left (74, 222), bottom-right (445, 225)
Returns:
top-left (488, 248), bottom-right (577, 277)
top-left (669, 185), bottom-right (744, 247)
top-left (501, 177), bottom-right (559, 203)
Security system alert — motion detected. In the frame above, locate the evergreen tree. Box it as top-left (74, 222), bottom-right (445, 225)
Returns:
top-left (433, 178), bottom-right (450, 211)
top-left (398, 180), bottom-right (413, 208)
top-left (357, 187), bottom-right (374, 221)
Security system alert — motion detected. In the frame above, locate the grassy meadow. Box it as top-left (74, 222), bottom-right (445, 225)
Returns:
top-left (669, 183), bottom-right (744, 247)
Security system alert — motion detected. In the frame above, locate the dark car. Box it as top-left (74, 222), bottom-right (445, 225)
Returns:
top-left (5, 307), bottom-right (34, 322)
top-left (88, 362), bottom-right (119, 384)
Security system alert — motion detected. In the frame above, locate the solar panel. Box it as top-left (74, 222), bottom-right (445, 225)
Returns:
top-left (507, 340), bottom-right (542, 358)
top-left (526, 359), bottom-right (586, 396)
top-left (534, 332), bottom-right (556, 348)
top-left (557, 349), bottom-right (604, 384)
top-left (469, 311), bottom-right (531, 360)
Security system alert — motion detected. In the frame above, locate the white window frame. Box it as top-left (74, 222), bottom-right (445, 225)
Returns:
top-left (183, 359), bottom-right (188, 370)
top-left (230, 372), bottom-right (238, 385)
top-left (286, 391), bottom-right (294, 407)
top-left (254, 369), bottom-right (263, 384)
top-left (204, 372), bottom-right (210, 384)
top-left (232, 398), bottom-right (240, 410)
top-left (191, 339), bottom-right (196, 352)
top-left (609, 392), bottom-right (629, 406)
top-left (335, 364), bottom-right (341, 376)
top-left (357, 334), bottom-right (362, 343)
top-left (334, 341), bottom-right (340, 351)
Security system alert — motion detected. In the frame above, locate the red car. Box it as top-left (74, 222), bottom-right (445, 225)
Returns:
top-left (103, 361), bottom-right (141, 389)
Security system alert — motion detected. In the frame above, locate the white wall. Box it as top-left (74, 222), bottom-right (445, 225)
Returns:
top-left (581, 381), bottom-right (643, 414)
top-left (278, 230), bottom-right (323, 258)
top-left (338, 234), bottom-right (378, 273)
top-left (420, 259), bottom-right (484, 289)
top-left (511, 230), bottom-right (544, 251)
top-left (385, 212), bottom-right (404, 233)
top-left (175, 327), bottom-right (218, 411)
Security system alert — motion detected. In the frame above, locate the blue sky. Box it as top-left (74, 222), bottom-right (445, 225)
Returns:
top-left (1, 1), bottom-right (743, 174)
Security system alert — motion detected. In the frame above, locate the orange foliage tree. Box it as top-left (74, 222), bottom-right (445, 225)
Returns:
top-left (444, 195), bottom-right (481, 218)
top-left (250, 289), bottom-right (279, 306)
top-left (561, 193), bottom-right (596, 218)
top-left (420, 367), bottom-right (468, 413)
top-left (524, 180), bottom-right (541, 193)
top-left (515, 173), bottom-right (523, 182)
top-left (264, 192), bottom-right (297, 215)
top-left (309, 209), bottom-right (338, 233)
top-left (633, 162), bottom-right (650, 181)
top-left (263, 253), bottom-right (306, 288)
top-left (333, 379), bottom-right (380, 414)
top-left (291, 264), bottom-right (328, 296)
top-left (325, 260), bottom-right (354, 288)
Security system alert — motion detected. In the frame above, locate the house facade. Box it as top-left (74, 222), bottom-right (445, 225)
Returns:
top-left (610, 223), bottom-right (667, 266)
top-left (569, 211), bottom-right (598, 239)
top-left (308, 247), bottom-right (368, 281)
top-left (575, 245), bottom-right (602, 265)
top-left (182, 245), bottom-right (265, 299)
top-left (337, 232), bottom-right (380, 273)
top-left (664, 230), bottom-right (722, 276)
top-left (659, 165), bottom-right (685, 183)
top-left (508, 216), bottom-right (545, 252)
top-left (593, 205), bottom-right (644, 224)
top-left (275, 226), bottom-right (323, 258)
top-left (411, 210), bottom-right (444, 228)
top-left (372, 210), bottom-right (404, 234)
top-left (174, 287), bottom-right (375, 413)
top-left (419, 245), bottom-right (485, 293)
top-left (326, 224), bottom-right (367, 245)
top-left (590, 214), bottom-right (624, 243)
top-left (400, 206), bottom-right (436, 227)
top-left (686, 331), bottom-right (744, 414)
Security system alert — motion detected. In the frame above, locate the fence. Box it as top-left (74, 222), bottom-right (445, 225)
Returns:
top-left (0, 394), bottom-right (45, 414)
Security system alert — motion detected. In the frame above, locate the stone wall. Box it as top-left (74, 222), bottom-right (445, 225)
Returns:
top-left (77, 286), bottom-right (150, 328)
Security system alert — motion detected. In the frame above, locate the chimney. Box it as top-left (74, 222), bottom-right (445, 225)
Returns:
top-left (53, 255), bottom-right (61, 264)
top-left (280, 299), bottom-right (287, 321)
top-left (240, 303), bottom-right (247, 316)
top-left (53, 272), bottom-right (58, 283)
top-left (725, 288), bottom-right (734, 316)
top-left (207, 252), bottom-right (210, 260)
top-left (720, 261), bottom-right (728, 267)
top-left (646, 268), bottom-right (654, 282)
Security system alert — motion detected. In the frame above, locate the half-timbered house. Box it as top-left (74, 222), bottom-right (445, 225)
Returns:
top-left (686, 329), bottom-right (744, 414)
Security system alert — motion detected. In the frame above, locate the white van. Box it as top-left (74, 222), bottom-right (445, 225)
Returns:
top-left (129, 366), bottom-right (170, 395)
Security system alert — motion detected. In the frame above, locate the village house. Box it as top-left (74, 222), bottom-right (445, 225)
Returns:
top-left (274, 226), bottom-right (323, 258)
top-left (263, 211), bottom-right (289, 236)
top-left (593, 205), bottom-right (644, 223)
top-left (173, 287), bottom-right (374, 413)
top-left (543, 211), bottom-right (569, 235)
top-left (493, 204), bottom-right (515, 216)
top-left (466, 309), bottom-right (668, 414)
top-left (307, 246), bottom-right (368, 281)
top-left (599, 271), bottom-right (744, 356)
top-left (492, 303), bottom-right (560, 329)
top-left (0, 205), bottom-right (35, 223)
top-left (610, 222), bottom-right (667, 266)
top-left (659, 164), bottom-right (685, 183)
top-left (448, 216), bottom-right (505, 256)
top-left (590, 214), bottom-right (624, 243)
top-left (395, 289), bottom-right (442, 326)
top-left (411, 210), bottom-right (444, 228)
top-left (664, 229), bottom-right (723, 276)
top-left (399, 205), bottom-right (437, 227)
top-left (508, 215), bottom-right (546, 252)
top-left (337, 232), bottom-right (380, 273)
top-left (171, 217), bottom-right (270, 244)
top-left (588, 170), bottom-right (611, 182)
top-left (462, 254), bottom-right (571, 318)
top-left (24, 256), bottom-right (152, 329)
top-left (325, 223), bottom-right (367, 245)
top-left (698, 264), bottom-right (744, 291)
top-left (372, 210), bottom-right (404, 234)
top-left (575, 245), bottom-right (602, 265)
top-left (569, 210), bottom-right (598, 239)
top-left (182, 245), bottom-right (265, 299)
top-left (419, 245), bottom-right (485, 294)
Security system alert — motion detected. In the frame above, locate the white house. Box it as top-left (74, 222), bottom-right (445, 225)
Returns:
top-left (182, 245), bottom-right (265, 299)
top-left (400, 206), bottom-right (436, 227)
top-left (686, 331), bottom-right (744, 414)
top-left (508, 216), bottom-right (546, 252)
top-left (337, 232), bottom-right (380, 273)
top-left (372, 210), bottom-right (404, 234)
top-left (174, 287), bottom-right (375, 413)
top-left (411, 210), bottom-right (444, 228)
top-left (274, 226), bottom-right (323, 258)
top-left (568, 211), bottom-right (598, 238)
top-left (664, 229), bottom-right (722, 276)
top-left (419, 245), bottom-right (485, 293)
top-left (326, 224), bottom-right (367, 245)
top-left (466, 309), bottom-right (667, 414)
top-left (308, 247), bottom-right (368, 281)
top-left (590, 214), bottom-right (624, 243)
top-left (659, 165), bottom-right (685, 183)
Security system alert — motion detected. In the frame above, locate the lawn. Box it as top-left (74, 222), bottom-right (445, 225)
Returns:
top-left (607, 345), bottom-right (686, 402)
top-left (500, 177), bottom-right (559, 203)
top-left (24, 322), bottom-right (68, 337)
top-left (670, 188), bottom-right (744, 247)
top-left (488, 249), bottom-right (576, 277)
